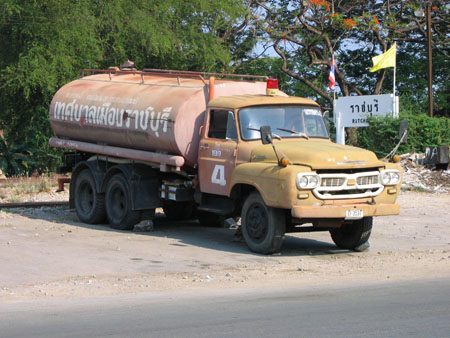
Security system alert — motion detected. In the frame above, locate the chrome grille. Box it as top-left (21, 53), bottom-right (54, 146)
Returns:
top-left (321, 177), bottom-right (345, 187)
top-left (313, 171), bottom-right (383, 200)
top-left (357, 175), bottom-right (379, 185)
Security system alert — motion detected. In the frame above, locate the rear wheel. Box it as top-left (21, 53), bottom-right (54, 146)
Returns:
top-left (105, 174), bottom-right (140, 230)
top-left (241, 192), bottom-right (285, 254)
top-left (74, 169), bottom-right (106, 224)
top-left (330, 217), bottom-right (373, 250)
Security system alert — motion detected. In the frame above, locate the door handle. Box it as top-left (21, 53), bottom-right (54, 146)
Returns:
top-left (199, 144), bottom-right (210, 150)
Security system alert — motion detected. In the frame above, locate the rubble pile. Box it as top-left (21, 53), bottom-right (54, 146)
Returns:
top-left (399, 153), bottom-right (450, 193)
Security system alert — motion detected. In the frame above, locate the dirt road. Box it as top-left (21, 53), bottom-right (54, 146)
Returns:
top-left (1, 191), bottom-right (449, 302)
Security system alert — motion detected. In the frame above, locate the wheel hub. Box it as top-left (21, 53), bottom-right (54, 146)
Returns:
top-left (246, 204), bottom-right (268, 243)
top-left (110, 186), bottom-right (126, 219)
top-left (79, 181), bottom-right (94, 212)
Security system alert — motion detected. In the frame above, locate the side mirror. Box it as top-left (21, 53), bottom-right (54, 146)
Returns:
top-left (260, 125), bottom-right (272, 145)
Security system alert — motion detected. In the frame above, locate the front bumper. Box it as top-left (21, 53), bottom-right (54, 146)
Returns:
top-left (291, 203), bottom-right (400, 219)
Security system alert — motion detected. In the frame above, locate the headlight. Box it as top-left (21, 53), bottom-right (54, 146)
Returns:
top-left (296, 173), bottom-right (320, 189)
top-left (380, 170), bottom-right (400, 185)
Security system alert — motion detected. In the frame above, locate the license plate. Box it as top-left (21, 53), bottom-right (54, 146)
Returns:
top-left (345, 209), bottom-right (363, 220)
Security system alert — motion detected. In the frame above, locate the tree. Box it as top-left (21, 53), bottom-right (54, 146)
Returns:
top-left (0, 0), bottom-right (249, 172)
top-left (249, 0), bottom-right (449, 113)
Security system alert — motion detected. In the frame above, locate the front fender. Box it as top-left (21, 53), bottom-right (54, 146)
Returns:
top-left (230, 162), bottom-right (311, 209)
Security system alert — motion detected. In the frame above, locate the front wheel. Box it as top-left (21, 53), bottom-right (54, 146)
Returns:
top-left (105, 174), bottom-right (140, 230)
top-left (330, 217), bottom-right (373, 250)
top-left (241, 192), bottom-right (285, 254)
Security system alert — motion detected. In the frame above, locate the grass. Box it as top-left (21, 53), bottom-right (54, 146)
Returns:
top-left (0, 175), bottom-right (64, 202)
top-left (402, 185), bottom-right (427, 193)
top-left (11, 177), bottom-right (53, 195)
top-left (6, 196), bottom-right (23, 203)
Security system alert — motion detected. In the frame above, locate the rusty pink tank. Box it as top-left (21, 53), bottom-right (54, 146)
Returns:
top-left (49, 71), bottom-right (267, 166)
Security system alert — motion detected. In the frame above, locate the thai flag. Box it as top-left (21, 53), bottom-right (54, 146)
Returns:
top-left (328, 58), bottom-right (336, 92)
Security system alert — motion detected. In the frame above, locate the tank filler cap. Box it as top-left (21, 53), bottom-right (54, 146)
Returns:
top-left (120, 60), bottom-right (136, 71)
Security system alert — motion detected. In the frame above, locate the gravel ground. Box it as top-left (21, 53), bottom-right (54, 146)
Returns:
top-left (1, 190), bottom-right (449, 302)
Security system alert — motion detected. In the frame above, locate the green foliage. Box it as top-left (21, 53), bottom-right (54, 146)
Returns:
top-left (1, 0), bottom-right (448, 174)
top-left (0, 136), bottom-right (34, 176)
top-left (355, 114), bottom-right (450, 158)
top-left (0, 0), bottom-right (247, 173)
top-left (250, 1), bottom-right (449, 114)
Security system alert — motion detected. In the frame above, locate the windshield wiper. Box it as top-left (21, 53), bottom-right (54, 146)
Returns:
top-left (276, 128), bottom-right (309, 139)
top-left (248, 127), bottom-right (282, 140)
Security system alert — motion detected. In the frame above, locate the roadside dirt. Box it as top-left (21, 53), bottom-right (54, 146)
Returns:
top-left (1, 191), bottom-right (449, 302)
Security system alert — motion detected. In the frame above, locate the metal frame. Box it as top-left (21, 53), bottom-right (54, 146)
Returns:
top-left (81, 68), bottom-right (268, 85)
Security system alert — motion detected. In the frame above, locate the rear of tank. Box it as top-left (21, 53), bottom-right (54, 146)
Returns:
top-left (49, 72), bottom-right (266, 167)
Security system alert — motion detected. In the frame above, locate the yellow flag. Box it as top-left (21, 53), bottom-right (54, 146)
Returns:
top-left (369, 43), bottom-right (396, 72)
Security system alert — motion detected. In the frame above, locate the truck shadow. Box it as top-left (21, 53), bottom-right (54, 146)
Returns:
top-left (150, 217), bottom-right (343, 257)
top-left (10, 207), bottom-right (350, 257)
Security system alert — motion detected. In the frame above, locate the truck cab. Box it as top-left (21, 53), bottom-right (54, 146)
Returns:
top-left (197, 95), bottom-right (401, 254)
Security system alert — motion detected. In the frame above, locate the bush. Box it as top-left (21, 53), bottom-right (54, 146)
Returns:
top-left (355, 113), bottom-right (450, 158)
top-left (0, 135), bottom-right (62, 177)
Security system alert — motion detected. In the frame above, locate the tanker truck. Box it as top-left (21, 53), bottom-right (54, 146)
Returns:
top-left (49, 66), bottom-right (401, 254)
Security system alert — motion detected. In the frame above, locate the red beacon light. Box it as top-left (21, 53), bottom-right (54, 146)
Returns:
top-left (266, 78), bottom-right (279, 96)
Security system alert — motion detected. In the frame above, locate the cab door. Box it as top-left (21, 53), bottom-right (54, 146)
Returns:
top-left (198, 109), bottom-right (238, 196)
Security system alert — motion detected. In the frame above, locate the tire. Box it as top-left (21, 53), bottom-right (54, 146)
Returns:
top-left (196, 210), bottom-right (224, 227)
top-left (74, 169), bottom-right (106, 224)
top-left (105, 174), bottom-right (141, 230)
top-left (241, 192), bottom-right (285, 254)
top-left (330, 216), bottom-right (373, 250)
top-left (163, 201), bottom-right (194, 221)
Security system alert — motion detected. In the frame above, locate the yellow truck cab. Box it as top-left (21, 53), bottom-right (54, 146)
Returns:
top-left (199, 94), bottom-right (401, 254)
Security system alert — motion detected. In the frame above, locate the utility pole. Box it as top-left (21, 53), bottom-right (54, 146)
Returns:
top-left (426, 2), bottom-right (433, 117)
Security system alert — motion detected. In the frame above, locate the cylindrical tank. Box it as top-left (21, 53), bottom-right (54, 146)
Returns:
top-left (49, 71), bottom-right (267, 167)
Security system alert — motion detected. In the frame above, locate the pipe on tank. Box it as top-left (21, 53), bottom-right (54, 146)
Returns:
top-left (49, 137), bottom-right (185, 168)
top-left (209, 76), bottom-right (215, 101)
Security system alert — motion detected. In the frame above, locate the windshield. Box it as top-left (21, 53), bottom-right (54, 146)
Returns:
top-left (238, 105), bottom-right (328, 140)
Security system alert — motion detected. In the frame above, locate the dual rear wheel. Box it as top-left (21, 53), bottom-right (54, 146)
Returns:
top-left (74, 170), bottom-right (106, 224)
top-left (74, 170), bottom-right (140, 230)
top-left (105, 174), bottom-right (141, 230)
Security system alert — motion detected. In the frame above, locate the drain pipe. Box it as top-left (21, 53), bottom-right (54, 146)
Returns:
top-left (209, 76), bottom-right (215, 102)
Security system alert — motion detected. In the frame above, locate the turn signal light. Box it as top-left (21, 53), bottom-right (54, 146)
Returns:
top-left (280, 156), bottom-right (290, 167)
top-left (392, 155), bottom-right (401, 163)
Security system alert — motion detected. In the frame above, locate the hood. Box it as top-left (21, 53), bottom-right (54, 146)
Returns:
top-left (250, 139), bottom-right (384, 170)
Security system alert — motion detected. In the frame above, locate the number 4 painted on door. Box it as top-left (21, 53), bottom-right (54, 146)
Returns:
top-left (211, 165), bottom-right (226, 186)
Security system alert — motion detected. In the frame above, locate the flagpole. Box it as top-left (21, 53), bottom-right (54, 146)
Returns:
top-left (393, 62), bottom-right (396, 115)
